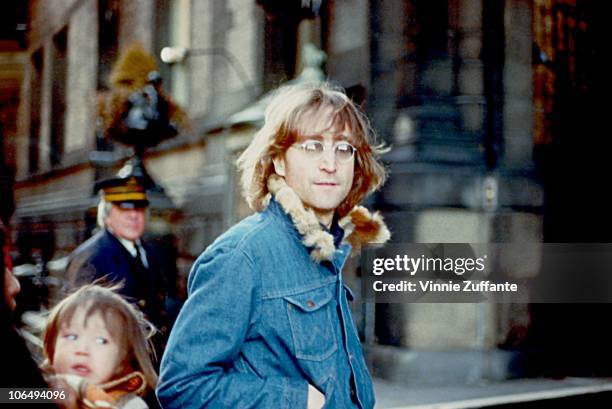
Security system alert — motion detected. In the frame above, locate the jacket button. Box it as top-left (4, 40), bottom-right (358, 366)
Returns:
top-left (307, 300), bottom-right (315, 308)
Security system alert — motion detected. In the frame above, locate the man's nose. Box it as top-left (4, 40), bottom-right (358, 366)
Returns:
top-left (126, 209), bottom-right (140, 219)
top-left (319, 148), bottom-right (337, 172)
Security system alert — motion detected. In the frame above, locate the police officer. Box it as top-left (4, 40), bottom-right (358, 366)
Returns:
top-left (65, 163), bottom-right (168, 340)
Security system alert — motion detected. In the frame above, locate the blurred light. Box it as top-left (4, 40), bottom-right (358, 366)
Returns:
top-left (161, 46), bottom-right (188, 64)
top-left (483, 175), bottom-right (498, 210)
top-left (393, 113), bottom-right (415, 145)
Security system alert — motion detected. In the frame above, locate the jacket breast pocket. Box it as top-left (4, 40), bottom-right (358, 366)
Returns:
top-left (284, 287), bottom-right (338, 361)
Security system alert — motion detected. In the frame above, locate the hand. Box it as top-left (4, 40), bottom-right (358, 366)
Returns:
top-left (307, 384), bottom-right (325, 409)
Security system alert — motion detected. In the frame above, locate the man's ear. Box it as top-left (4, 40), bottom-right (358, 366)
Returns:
top-left (272, 156), bottom-right (286, 177)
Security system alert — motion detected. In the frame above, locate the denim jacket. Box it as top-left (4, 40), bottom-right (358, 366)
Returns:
top-left (157, 178), bottom-right (390, 409)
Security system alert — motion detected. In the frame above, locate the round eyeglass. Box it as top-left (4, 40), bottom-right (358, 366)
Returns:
top-left (291, 140), bottom-right (357, 163)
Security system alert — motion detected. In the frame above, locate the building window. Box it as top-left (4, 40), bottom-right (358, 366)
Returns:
top-left (414, 0), bottom-right (451, 61)
top-left (263, 17), bottom-right (297, 91)
top-left (50, 27), bottom-right (68, 166)
top-left (258, 1), bottom-right (327, 90)
top-left (533, 0), bottom-right (591, 147)
top-left (98, 0), bottom-right (120, 90)
top-left (28, 49), bottom-right (43, 173)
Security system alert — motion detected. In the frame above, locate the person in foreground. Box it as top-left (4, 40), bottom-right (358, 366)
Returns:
top-left (2, 221), bottom-right (55, 396)
top-left (157, 82), bottom-right (390, 408)
top-left (42, 284), bottom-right (158, 408)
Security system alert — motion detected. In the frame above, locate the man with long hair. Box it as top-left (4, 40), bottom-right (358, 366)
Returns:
top-left (158, 83), bottom-right (390, 408)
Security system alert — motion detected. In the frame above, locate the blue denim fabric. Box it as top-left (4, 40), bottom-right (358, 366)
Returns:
top-left (157, 199), bottom-right (375, 408)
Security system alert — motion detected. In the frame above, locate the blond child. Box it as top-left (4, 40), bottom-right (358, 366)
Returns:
top-left (42, 284), bottom-right (157, 409)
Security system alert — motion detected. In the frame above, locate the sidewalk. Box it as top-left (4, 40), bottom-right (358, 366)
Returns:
top-left (373, 377), bottom-right (612, 408)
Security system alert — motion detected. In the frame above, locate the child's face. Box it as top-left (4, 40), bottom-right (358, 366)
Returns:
top-left (52, 306), bottom-right (126, 384)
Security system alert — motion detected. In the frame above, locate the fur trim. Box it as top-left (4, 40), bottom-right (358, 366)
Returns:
top-left (267, 175), bottom-right (391, 262)
top-left (339, 206), bottom-right (391, 253)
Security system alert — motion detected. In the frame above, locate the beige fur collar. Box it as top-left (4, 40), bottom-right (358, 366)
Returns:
top-left (267, 175), bottom-right (391, 262)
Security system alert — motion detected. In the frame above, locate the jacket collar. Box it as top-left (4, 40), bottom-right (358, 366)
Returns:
top-left (267, 174), bottom-right (391, 263)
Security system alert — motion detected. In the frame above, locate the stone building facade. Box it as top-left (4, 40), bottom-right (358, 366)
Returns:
top-left (6, 0), bottom-right (603, 385)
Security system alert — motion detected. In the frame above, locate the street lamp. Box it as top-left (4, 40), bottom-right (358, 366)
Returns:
top-left (160, 46), bottom-right (255, 97)
top-left (160, 46), bottom-right (188, 64)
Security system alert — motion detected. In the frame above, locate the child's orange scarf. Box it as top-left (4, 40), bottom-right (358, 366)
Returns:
top-left (62, 371), bottom-right (147, 408)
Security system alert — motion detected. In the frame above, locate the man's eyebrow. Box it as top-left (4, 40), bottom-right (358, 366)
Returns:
top-left (299, 132), bottom-right (352, 142)
top-left (333, 133), bottom-right (352, 142)
top-left (300, 133), bottom-right (324, 141)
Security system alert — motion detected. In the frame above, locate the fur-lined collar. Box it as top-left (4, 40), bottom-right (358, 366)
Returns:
top-left (267, 175), bottom-right (391, 262)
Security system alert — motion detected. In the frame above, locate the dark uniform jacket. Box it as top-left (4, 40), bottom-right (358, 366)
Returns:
top-left (65, 229), bottom-right (167, 333)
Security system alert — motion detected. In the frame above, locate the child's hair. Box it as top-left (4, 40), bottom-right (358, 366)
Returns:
top-left (42, 284), bottom-right (158, 389)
